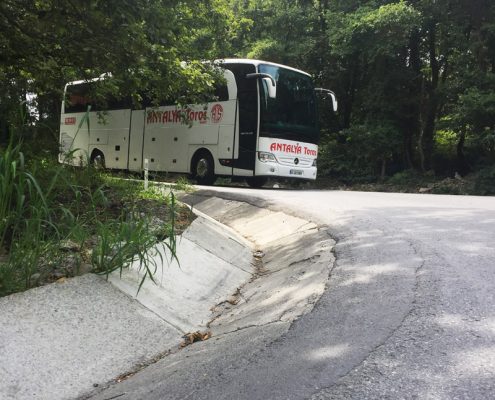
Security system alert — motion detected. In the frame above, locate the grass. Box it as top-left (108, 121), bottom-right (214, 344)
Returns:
top-left (172, 175), bottom-right (195, 192)
top-left (0, 138), bottom-right (193, 297)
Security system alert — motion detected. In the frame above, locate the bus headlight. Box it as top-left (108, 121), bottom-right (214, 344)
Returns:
top-left (312, 158), bottom-right (317, 167)
top-left (258, 152), bottom-right (277, 163)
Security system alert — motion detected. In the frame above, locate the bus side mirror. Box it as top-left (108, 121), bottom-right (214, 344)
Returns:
top-left (263, 77), bottom-right (277, 99)
top-left (246, 73), bottom-right (277, 99)
top-left (315, 88), bottom-right (338, 112)
top-left (329, 92), bottom-right (338, 112)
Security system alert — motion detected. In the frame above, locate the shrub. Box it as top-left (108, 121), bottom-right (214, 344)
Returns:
top-left (474, 165), bottom-right (495, 195)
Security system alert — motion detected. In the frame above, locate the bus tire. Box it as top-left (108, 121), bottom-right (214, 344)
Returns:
top-left (245, 176), bottom-right (267, 188)
top-left (90, 150), bottom-right (105, 169)
top-left (192, 152), bottom-right (216, 185)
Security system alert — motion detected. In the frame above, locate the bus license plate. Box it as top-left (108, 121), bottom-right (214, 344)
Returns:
top-left (290, 169), bottom-right (303, 176)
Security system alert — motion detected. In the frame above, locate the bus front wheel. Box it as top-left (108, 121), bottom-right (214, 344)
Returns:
top-left (193, 153), bottom-right (216, 185)
top-left (245, 176), bottom-right (267, 188)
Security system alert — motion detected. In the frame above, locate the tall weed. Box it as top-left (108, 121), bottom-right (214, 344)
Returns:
top-left (1, 137), bottom-right (181, 297)
top-left (92, 191), bottom-right (179, 294)
top-left (0, 141), bottom-right (53, 295)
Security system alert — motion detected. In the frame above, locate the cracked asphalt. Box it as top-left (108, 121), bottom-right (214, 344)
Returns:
top-left (88, 189), bottom-right (495, 400)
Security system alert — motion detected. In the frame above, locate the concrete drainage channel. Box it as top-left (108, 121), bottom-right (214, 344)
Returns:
top-left (184, 195), bottom-right (335, 336)
top-left (0, 194), bottom-right (335, 400)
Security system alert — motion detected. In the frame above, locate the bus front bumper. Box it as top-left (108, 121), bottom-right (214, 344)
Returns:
top-left (255, 161), bottom-right (317, 180)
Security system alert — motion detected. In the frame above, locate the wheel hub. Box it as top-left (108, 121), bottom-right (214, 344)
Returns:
top-left (197, 158), bottom-right (208, 177)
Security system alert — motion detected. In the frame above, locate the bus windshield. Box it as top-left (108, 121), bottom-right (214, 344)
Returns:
top-left (258, 64), bottom-right (319, 144)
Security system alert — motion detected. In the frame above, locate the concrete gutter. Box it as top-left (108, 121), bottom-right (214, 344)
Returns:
top-left (179, 195), bottom-right (335, 336)
top-left (0, 194), bottom-right (335, 400)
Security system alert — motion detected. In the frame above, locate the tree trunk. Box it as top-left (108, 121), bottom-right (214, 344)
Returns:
top-left (404, 28), bottom-right (422, 170)
top-left (380, 159), bottom-right (386, 182)
top-left (342, 60), bottom-right (359, 129)
top-left (422, 96), bottom-right (438, 171)
top-left (456, 128), bottom-right (471, 175)
top-left (403, 134), bottom-right (414, 170)
top-left (418, 77), bottom-right (426, 173)
top-left (422, 21), bottom-right (440, 172)
top-left (418, 127), bottom-right (426, 173)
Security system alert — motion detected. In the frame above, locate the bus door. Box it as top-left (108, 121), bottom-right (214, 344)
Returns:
top-left (224, 63), bottom-right (258, 173)
top-left (216, 69), bottom-right (238, 175)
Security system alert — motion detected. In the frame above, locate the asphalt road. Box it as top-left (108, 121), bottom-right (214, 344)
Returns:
top-left (89, 188), bottom-right (495, 400)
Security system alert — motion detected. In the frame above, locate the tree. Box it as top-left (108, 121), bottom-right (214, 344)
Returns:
top-left (323, 1), bottom-right (421, 175)
top-left (0, 0), bottom-right (236, 140)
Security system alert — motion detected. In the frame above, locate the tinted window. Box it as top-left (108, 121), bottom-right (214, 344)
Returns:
top-left (65, 82), bottom-right (131, 113)
top-left (65, 83), bottom-right (93, 113)
top-left (214, 81), bottom-right (229, 102)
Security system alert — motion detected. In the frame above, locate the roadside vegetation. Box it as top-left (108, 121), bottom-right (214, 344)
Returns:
top-left (0, 135), bottom-right (194, 298)
top-left (314, 165), bottom-right (495, 196)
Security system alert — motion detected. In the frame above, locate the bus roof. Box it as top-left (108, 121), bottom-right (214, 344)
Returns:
top-left (64, 60), bottom-right (312, 88)
top-left (64, 73), bottom-right (111, 89)
top-left (216, 59), bottom-right (312, 78)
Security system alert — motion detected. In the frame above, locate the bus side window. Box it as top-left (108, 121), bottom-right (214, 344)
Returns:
top-left (65, 81), bottom-right (132, 112)
top-left (214, 82), bottom-right (229, 102)
top-left (65, 83), bottom-right (93, 113)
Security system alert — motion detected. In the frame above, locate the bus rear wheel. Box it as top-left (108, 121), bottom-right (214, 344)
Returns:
top-left (90, 150), bottom-right (105, 169)
top-left (245, 176), bottom-right (267, 188)
top-left (193, 152), bottom-right (216, 185)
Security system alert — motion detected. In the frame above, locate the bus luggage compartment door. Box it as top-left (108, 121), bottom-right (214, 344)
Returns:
top-left (90, 109), bottom-right (131, 170)
top-left (128, 110), bottom-right (145, 171)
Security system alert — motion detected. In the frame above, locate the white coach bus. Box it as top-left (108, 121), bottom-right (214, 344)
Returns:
top-left (59, 59), bottom-right (337, 187)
